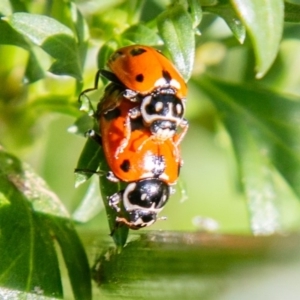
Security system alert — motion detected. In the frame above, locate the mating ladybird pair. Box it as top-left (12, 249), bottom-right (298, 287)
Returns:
top-left (81, 45), bottom-right (188, 230)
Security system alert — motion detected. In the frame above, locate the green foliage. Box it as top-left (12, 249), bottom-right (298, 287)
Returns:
top-left (0, 148), bottom-right (91, 299)
top-left (1, 0), bottom-right (300, 298)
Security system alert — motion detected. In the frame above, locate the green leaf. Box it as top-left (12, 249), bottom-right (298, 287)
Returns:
top-left (75, 137), bottom-right (102, 185)
top-left (75, 134), bottom-right (129, 246)
top-left (97, 40), bottom-right (119, 70)
top-left (200, 76), bottom-right (300, 233)
top-left (68, 114), bottom-right (94, 137)
top-left (24, 51), bottom-right (45, 83)
top-left (78, 93), bottom-right (96, 116)
top-left (284, 2), bottom-right (300, 23)
top-left (29, 95), bottom-right (80, 117)
top-left (0, 19), bottom-right (44, 83)
top-left (98, 148), bottom-right (129, 248)
top-left (121, 24), bottom-right (163, 45)
top-left (0, 0), bottom-right (12, 16)
top-left (230, 0), bottom-right (284, 78)
top-left (8, 0), bottom-right (28, 12)
top-left (73, 176), bottom-right (104, 223)
top-left (203, 3), bottom-right (246, 44)
top-left (8, 12), bottom-right (82, 80)
top-left (69, 3), bottom-right (90, 70)
top-left (0, 148), bottom-right (91, 299)
top-left (46, 217), bottom-right (91, 300)
top-left (157, 4), bottom-right (195, 81)
top-left (187, 0), bottom-right (203, 28)
top-left (93, 231), bottom-right (300, 299)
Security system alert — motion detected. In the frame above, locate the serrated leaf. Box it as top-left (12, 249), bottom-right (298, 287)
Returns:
top-left (8, 12), bottom-right (82, 80)
top-left (230, 0), bottom-right (284, 78)
top-left (200, 76), bottom-right (300, 233)
top-left (121, 24), bottom-right (163, 45)
top-left (0, 148), bottom-right (91, 299)
top-left (203, 3), bottom-right (246, 44)
top-left (157, 4), bottom-right (195, 81)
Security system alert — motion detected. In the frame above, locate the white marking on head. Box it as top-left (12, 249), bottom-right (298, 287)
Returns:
top-left (154, 77), bottom-right (168, 88)
top-left (176, 103), bottom-right (182, 115)
top-left (170, 79), bottom-right (181, 90)
top-left (155, 101), bottom-right (163, 112)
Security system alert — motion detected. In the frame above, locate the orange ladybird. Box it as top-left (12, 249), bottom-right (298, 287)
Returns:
top-left (93, 84), bottom-right (182, 229)
top-left (102, 45), bottom-right (188, 99)
top-left (97, 84), bottom-right (181, 185)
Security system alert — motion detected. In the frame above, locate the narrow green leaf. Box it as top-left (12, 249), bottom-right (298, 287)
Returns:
top-left (200, 76), bottom-right (300, 233)
top-left (0, 150), bottom-right (63, 297)
top-left (157, 4), bottom-right (195, 81)
top-left (203, 3), bottom-right (246, 44)
top-left (121, 24), bottom-right (163, 45)
top-left (230, 0), bottom-right (284, 78)
top-left (8, 12), bottom-right (82, 80)
top-left (0, 148), bottom-right (91, 299)
top-left (47, 217), bottom-right (91, 300)
top-left (220, 112), bottom-right (281, 234)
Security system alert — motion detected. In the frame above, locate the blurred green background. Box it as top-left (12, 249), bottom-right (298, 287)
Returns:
top-left (2, 0), bottom-right (300, 298)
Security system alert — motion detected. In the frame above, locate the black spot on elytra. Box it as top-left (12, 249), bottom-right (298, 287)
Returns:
top-left (162, 70), bottom-right (172, 83)
top-left (130, 47), bottom-right (147, 56)
top-left (110, 51), bottom-right (123, 62)
top-left (120, 159), bottom-right (130, 172)
top-left (136, 74), bottom-right (144, 82)
top-left (103, 107), bottom-right (121, 121)
top-left (130, 117), bottom-right (144, 131)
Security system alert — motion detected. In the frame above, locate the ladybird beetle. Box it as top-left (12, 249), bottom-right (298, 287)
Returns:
top-left (100, 45), bottom-right (189, 144)
top-left (97, 84), bottom-right (182, 184)
top-left (91, 84), bottom-right (182, 230)
top-left (109, 178), bottom-right (170, 229)
top-left (102, 45), bottom-right (188, 99)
